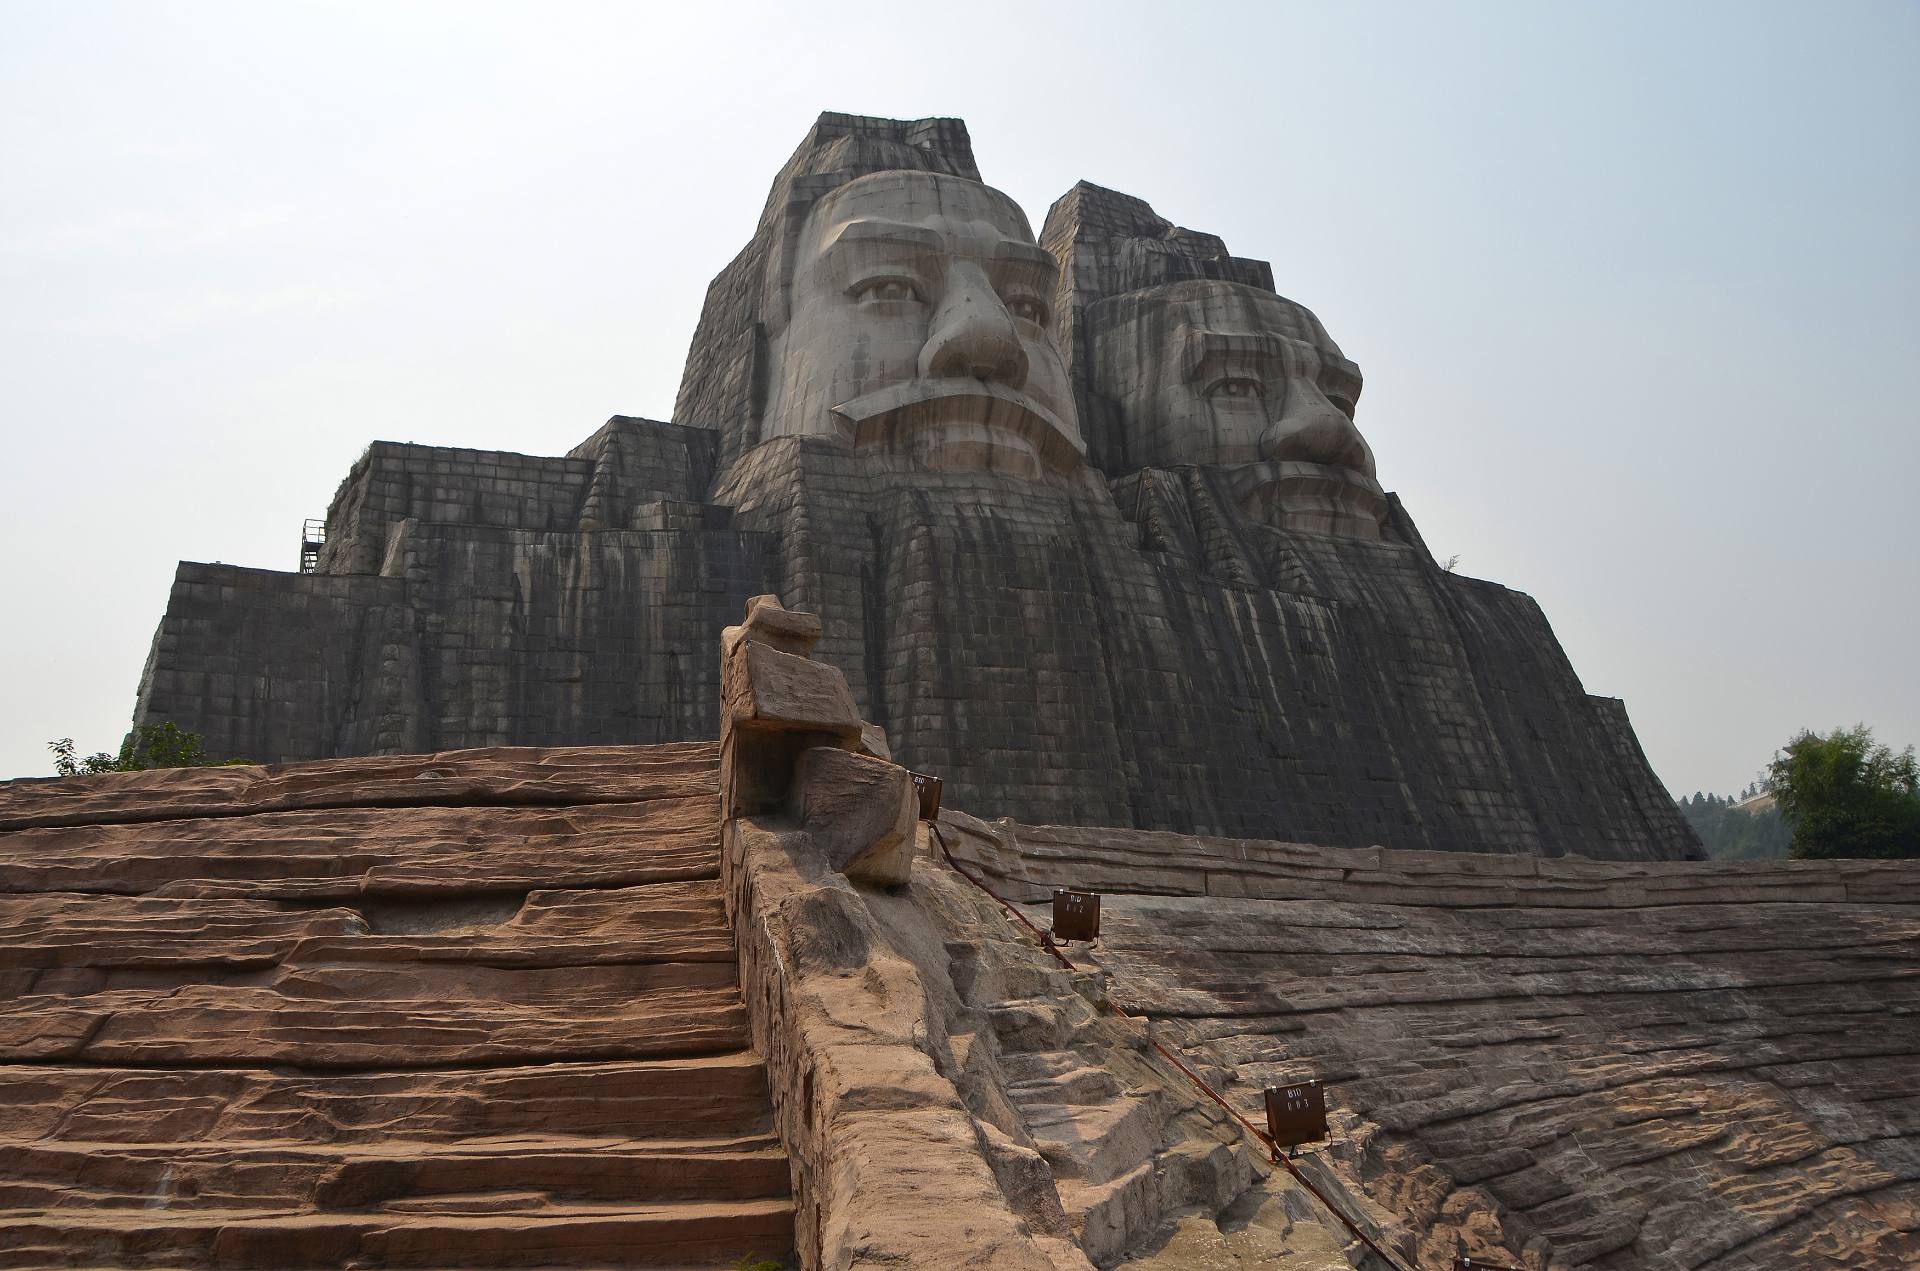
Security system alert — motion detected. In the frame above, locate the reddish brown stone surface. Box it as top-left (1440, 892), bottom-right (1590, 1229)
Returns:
top-left (0, 743), bottom-right (794, 1269)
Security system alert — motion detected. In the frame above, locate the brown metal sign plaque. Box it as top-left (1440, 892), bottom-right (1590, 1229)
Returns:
top-left (1264, 1079), bottom-right (1327, 1149)
top-left (909, 771), bottom-right (942, 821)
top-left (1051, 888), bottom-right (1101, 943)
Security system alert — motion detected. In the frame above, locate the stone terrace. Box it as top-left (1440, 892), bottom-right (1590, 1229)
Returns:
top-left (942, 816), bottom-right (1920, 1269)
top-left (0, 743), bottom-right (794, 1269)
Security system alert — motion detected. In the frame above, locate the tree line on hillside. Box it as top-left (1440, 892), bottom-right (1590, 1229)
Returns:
top-left (1689, 791), bottom-right (1789, 860)
top-left (1678, 789), bottom-right (1792, 860)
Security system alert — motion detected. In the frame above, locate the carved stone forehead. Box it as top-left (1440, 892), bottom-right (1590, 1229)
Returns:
top-left (802, 170), bottom-right (1041, 255)
top-left (1134, 280), bottom-right (1341, 357)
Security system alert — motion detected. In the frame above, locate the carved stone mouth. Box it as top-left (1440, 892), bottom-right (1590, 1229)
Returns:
top-left (1224, 459), bottom-right (1389, 541)
top-left (832, 380), bottom-right (1087, 479)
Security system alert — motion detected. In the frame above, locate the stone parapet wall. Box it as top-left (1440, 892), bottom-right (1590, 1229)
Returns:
top-left (317, 441), bottom-right (594, 577)
top-left (316, 418), bottom-right (719, 577)
top-left (936, 811), bottom-right (1920, 910)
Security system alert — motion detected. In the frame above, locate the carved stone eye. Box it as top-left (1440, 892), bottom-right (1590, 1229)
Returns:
top-left (853, 279), bottom-right (922, 304)
top-left (1006, 297), bottom-right (1048, 324)
top-left (1208, 378), bottom-right (1264, 401)
top-left (1326, 393), bottom-right (1356, 419)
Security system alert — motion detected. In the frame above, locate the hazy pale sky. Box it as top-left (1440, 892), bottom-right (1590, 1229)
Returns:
top-left (2, 0), bottom-right (1915, 798)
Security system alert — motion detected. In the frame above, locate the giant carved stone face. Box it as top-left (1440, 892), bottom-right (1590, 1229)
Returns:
top-left (764, 170), bottom-right (1085, 479)
top-left (1091, 280), bottom-right (1387, 539)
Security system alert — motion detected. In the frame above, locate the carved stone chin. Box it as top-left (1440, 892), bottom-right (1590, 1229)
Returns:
top-left (1225, 460), bottom-right (1389, 541)
top-left (762, 169), bottom-right (1086, 481)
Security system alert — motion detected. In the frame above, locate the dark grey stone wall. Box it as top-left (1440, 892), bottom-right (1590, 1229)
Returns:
top-left (712, 439), bottom-right (1693, 859)
top-left (134, 419), bottom-right (776, 762)
top-left (136, 564), bottom-right (416, 762)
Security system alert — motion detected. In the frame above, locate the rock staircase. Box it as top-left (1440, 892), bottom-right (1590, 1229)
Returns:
top-left (931, 870), bottom-right (1253, 1267)
top-left (0, 743), bottom-right (794, 1269)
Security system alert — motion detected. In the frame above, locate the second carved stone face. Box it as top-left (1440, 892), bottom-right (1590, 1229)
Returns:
top-left (1089, 280), bottom-right (1387, 539)
top-left (765, 170), bottom-right (1086, 479)
top-left (1089, 280), bottom-right (1374, 476)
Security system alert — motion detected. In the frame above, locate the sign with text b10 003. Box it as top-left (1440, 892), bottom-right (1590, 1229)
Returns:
top-left (1264, 1079), bottom-right (1327, 1149)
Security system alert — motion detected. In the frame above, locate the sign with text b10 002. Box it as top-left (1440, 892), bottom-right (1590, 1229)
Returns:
top-left (909, 772), bottom-right (943, 821)
top-left (1263, 1079), bottom-right (1327, 1150)
top-left (1051, 889), bottom-right (1101, 943)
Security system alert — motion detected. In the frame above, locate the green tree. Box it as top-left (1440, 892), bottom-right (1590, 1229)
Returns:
top-left (48, 722), bottom-right (243, 777)
top-left (1767, 725), bottom-right (1920, 860)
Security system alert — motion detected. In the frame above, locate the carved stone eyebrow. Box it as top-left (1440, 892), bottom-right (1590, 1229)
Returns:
top-left (1180, 328), bottom-right (1288, 382)
top-left (820, 218), bottom-right (944, 255)
top-left (992, 240), bottom-right (1058, 272)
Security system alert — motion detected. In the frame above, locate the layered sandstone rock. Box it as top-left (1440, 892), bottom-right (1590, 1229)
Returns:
top-left (6, 719), bottom-right (1912, 1269)
top-left (0, 744), bottom-right (795, 1268)
top-left (941, 815), bottom-right (1920, 1269)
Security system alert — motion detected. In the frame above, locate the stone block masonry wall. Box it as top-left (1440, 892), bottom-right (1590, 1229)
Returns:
top-left (316, 417), bottom-right (717, 576)
top-left (384, 521), bottom-right (775, 750)
top-left (135, 516), bottom-right (777, 763)
top-left (133, 563), bottom-right (416, 763)
top-left (317, 443), bottom-right (593, 578)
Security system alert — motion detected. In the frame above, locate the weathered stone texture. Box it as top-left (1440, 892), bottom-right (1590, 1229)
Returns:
top-left (129, 110), bottom-right (1697, 861)
top-left (0, 743), bottom-right (796, 1268)
top-left (136, 418), bottom-right (777, 765)
top-left (713, 437), bottom-right (1687, 859)
top-left (941, 814), bottom-right (1920, 1270)
top-left (708, 613), bottom-right (1392, 1269)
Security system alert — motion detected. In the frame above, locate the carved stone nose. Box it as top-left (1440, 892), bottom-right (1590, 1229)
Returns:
top-left (917, 261), bottom-right (1029, 388)
top-left (1262, 389), bottom-right (1376, 476)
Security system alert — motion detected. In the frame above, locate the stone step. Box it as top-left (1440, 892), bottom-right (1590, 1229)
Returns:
top-left (1019, 1096), bottom-right (1161, 1185)
top-left (0, 798), bottom-right (725, 899)
top-left (0, 1054), bottom-right (777, 1143)
top-left (987, 998), bottom-right (1073, 1052)
top-left (1058, 1155), bottom-right (1161, 1266)
top-left (0, 880), bottom-right (735, 974)
top-left (1001, 1049), bottom-right (1123, 1106)
top-left (0, 1138), bottom-right (791, 1210)
top-left (0, 1197), bottom-right (796, 1268)
top-left (0, 976), bottom-right (750, 1068)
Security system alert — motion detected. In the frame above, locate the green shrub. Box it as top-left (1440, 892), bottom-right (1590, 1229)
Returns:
top-left (49, 722), bottom-right (247, 776)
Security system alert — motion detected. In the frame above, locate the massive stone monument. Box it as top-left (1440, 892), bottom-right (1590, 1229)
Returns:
top-left (132, 112), bottom-right (1698, 861)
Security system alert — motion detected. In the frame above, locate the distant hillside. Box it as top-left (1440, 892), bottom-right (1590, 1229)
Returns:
top-left (1679, 788), bottom-right (1791, 860)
